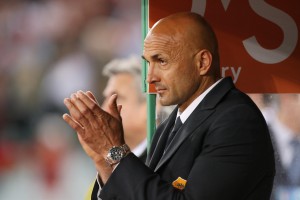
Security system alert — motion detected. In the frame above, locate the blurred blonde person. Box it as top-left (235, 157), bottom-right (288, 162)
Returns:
top-left (101, 55), bottom-right (148, 160)
top-left (85, 55), bottom-right (148, 199)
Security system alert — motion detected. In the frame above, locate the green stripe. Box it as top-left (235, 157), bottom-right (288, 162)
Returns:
top-left (141, 0), bottom-right (156, 152)
top-left (141, 0), bottom-right (148, 93)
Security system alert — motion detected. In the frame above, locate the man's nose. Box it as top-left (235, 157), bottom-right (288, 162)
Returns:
top-left (147, 65), bottom-right (159, 84)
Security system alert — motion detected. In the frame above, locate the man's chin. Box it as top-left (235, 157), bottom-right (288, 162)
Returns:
top-left (159, 97), bottom-right (176, 107)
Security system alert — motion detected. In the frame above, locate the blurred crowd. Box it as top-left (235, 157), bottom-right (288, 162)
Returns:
top-left (248, 94), bottom-right (300, 200)
top-left (0, 0), bottom-right (141, 199)
top-left (0, 1), bottom-right (299, 200)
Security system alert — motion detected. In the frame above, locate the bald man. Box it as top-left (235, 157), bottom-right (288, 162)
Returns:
top-left (63, 12), bottom-right (275, 200)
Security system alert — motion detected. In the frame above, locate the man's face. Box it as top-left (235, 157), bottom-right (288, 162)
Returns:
top-left (143, 32), bottom-right (201, 110)
top-left (102, 73), bottom-right (146, 140)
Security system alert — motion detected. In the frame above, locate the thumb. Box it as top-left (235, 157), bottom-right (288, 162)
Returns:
top-left (107, 94), bottom-right (122, 121)
top-left (117, 104), bottom-right (122, 113)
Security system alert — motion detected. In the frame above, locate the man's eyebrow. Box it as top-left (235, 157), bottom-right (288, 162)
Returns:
top-left (141, 54), bottom-right (161, 61)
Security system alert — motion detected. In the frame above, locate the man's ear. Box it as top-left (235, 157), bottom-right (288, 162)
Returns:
top-left (196, 49), bottom-right (212, 75)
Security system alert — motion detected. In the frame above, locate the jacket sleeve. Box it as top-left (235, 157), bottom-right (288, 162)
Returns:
top-left (100, 104), bottom-right (275, 200)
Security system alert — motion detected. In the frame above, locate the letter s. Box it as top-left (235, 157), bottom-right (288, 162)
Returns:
top-left (243, 0), bottom-right (298, 64)
top-left (191, 0), bottom-right (207, 16)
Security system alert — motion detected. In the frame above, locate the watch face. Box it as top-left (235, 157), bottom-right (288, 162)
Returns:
top-left (109, 147), bottom-right (124, 161)
top-left (106, 144), bottom-right (130, 166)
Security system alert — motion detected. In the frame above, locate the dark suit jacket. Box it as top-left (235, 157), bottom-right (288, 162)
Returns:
top-left (97, 77), bottom-right (275, 200)
top-left (91, 148), bottom-right (147, 200)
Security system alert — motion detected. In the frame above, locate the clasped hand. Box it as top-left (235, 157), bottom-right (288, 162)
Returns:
top-left (62, 91), bottom-right (125, 162)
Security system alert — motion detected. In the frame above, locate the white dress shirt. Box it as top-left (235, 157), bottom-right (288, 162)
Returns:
top-left (131, 139), bottom-right (147, 158)
top-left (178, 79), bottom-right (222, 123)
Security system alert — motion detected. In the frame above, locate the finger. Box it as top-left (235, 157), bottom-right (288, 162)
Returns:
top-left (77, 91), bottom-right (104, 118)
top-left (70, 93), bottom-right (104, 130)
top-left (107, 94), bottom-right (122, 121)
top-left (62, 113), bottom-right (84, 134)
top-left (86, 91), bottom-right (99, 104)
top-left (75, 92), bottom-right (109, 130)
top-left (65, 96), bottom-right (91, 128)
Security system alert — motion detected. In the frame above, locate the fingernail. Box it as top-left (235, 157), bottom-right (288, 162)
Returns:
top-left (64, 98), bottom-right (72, 105)
top-left (71, 93), bottom-right (77, 99)
top-left (77, 91), bottom-right (84, 96)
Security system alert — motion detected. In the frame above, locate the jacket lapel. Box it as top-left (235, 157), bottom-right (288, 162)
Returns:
top-left (154, 77), bottom-right (235, 172)
top-left (147, 110), bottom-right (177, 169)
top-left (154, 109), bottom-right (215, 171)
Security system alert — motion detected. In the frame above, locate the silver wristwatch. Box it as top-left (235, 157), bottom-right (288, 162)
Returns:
top-left (105, 144), bottom-right (130, 166)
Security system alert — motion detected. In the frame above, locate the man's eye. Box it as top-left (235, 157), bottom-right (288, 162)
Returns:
top-left (159, 59), bottom-right (167, 65)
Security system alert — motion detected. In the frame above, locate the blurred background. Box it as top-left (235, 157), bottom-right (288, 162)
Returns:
top-left (0, 0), bottom-right (141, 199)
top-left (0, 1), bottom-right (299, 200)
